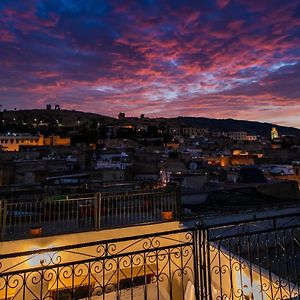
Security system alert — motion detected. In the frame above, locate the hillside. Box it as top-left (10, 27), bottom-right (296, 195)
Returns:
top-left (1, 109), bottom-right (300, 137)
top-left (174, 117), bottom-right (300, 137)
top-left (1, 109), bottom-right (116, 126)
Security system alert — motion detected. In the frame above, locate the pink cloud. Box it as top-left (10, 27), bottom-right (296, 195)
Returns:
top-left (216, 0), bottom-right (230, 9)
top-left (0, 29), bottom-right (15, 42)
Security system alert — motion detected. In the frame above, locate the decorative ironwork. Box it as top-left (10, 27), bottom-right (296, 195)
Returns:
top-left (1, 212), bottom-right (300, 299)
top-left (0, 228), bottom-right (194, 299)
top-left (201, 213), bottom-right (300, 300)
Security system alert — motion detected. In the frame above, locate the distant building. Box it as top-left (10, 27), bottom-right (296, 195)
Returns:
top-left (227, 131), bottom-right (248, 140)
top-left (245, 135), bottom-right (257, 141)
top-left (118, 112), bottom-right (126, 120)
top-left (101, 138), bottom-right (138, 149)
top-left (44, 135), bottom-right (71, 147)
top-left (181, 127), bottom-right (209, 137)
top-left (136, 124), bottom-right (148, 132)
top-left (169, 127), bottom-right (181, 136)
top-left (0, 134), bottom-right (70, 151)
top-left (0, 133), bottom-right (44, 151)
top-left (227, 131), bottom-right (257, 141)
top-left (293, 161), bottom-right (300, 177)
top-left (211, 131), bottom-right (222, 137)
top-left (46, 104), bottom-right (52, 110)
top-left (55, 104), bottom-right (60, 110)
top-left (271, 127), bottom-right (279, 140)
top-left (266, 161), bottom-right (300, 187)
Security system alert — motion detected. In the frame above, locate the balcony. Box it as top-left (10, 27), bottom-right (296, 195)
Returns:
top-left (0, 212), bottom-right (300, 299)
top-left (0, 186), bottom-right (180, 241)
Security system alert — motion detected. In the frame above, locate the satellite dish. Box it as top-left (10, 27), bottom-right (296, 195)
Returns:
top-left (189, 162), bottom-right (198, 170)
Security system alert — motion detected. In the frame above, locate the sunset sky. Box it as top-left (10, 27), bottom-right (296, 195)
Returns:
top-left (0, 0), bottom-right (300, 127)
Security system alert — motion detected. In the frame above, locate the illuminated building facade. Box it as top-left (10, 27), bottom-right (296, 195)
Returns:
top-left (271, 127), bottom-right (279, 140)
top-left (0, 134), bottom-right (44, 151)
top-left (44, 135), bottom-right (71, 147)
top-left (0, 134), bottom-right (70, 151)
top-left (245, 134), bottom-right (257, 141)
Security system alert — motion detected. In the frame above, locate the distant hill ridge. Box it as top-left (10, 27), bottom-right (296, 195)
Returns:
top-left (173, 117), bottom-right (300, 136)
top-left (1, 109), bottom-right (300, 136)
top-left (1, 109), bottom-right (116, 125)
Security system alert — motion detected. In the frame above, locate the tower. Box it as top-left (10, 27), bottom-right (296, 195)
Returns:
top-left (271, 127), bottom-right (279, 140)
top-left (118, 112), bottom-right (125, 120)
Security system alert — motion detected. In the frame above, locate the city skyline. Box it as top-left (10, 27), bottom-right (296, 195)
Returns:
top-left (0, 0), bottom-right (300, 127)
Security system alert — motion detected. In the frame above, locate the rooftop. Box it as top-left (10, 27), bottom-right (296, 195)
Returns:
top-left (0, 186), bottom-right (180, 241)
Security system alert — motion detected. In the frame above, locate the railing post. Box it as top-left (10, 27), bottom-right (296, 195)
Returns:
top-left (0, 199), bottom-right (7, 241)
top-left (94, 193), bottom-right (98, 230)
top-left (193, 228), bottom-right (200, 300)
top-left (95, 192), bottom-right (102, 230)
top-left (0, 199), bottom-right (2, 241)
top-left (175, 185), bottom-right (181, 219)
top-left (196, 222), bottom-right (212, 300)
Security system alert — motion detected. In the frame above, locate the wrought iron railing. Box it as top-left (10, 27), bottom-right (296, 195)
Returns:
top-left (0, 187), bottom-right (180, 241)
top-left (0, 228), bottom-right (195, 300)
top-left (1, 212), bottom-right (300, 299)
top-left (198, 212), bottom-right (300, 299)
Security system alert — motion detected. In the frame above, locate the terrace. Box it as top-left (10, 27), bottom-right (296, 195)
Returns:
top-left (0, 186), bottom-right (180, 241)
top-left (1, 211), bottom-right (300, 299)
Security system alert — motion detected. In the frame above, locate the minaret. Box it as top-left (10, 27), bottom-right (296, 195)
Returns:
top-left (271, 127), bottom-right (279, 140)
